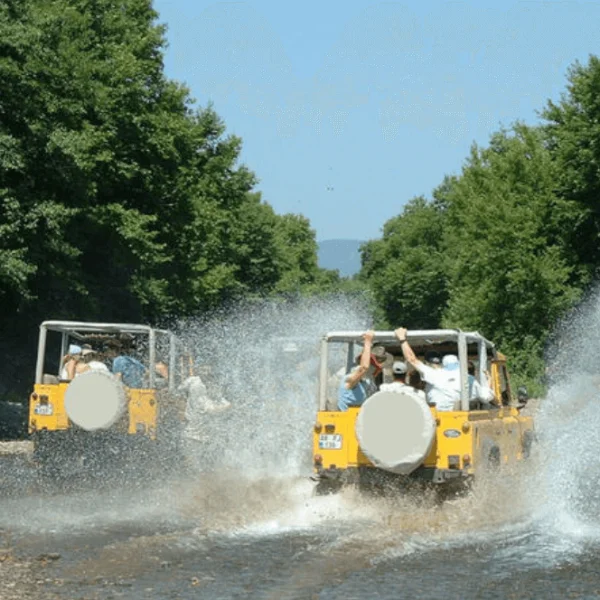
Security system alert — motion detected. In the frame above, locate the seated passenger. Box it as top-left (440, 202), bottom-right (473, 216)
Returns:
top-left (61, 344), bottom-right (82, 380)
top-left (465, 359), bottom-right (495, 408)
top-left (407, 369), bottom-right (427, 398)
top-left (112, 354), bottom-right (146, 388)
top-left (337, 331), bottom-right (382, 411)
top-left (74, 348), bottom-right (111, 376)
top-left (397, 327), bottom-right (495, 411)
top-left (155, 360), bottom-right (169, 380)
top-left (154, 360), bottom-right (169, 388)
top-left (380, 361), bottom-right (428, 402)
top-left (424, 351), bottom-right (442, 367)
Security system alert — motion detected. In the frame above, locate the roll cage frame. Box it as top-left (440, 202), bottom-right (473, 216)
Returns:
top-left (35, 320), bottom-right (179, 391)
top-left (318, 329), bottom-right (497, 412)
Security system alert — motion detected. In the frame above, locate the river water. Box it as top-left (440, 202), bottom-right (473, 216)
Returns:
top-left (2, 299), bottom-right (600, 599)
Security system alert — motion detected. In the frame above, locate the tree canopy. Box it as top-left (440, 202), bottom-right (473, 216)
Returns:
top-left (0, 0), bottom-right (336, 318)
top-left (361, 56), bottom-right (600, 391)
top-left (0, 0), bottom-right (337, 396)
top-left (4, 0), bottom-right (600, 400)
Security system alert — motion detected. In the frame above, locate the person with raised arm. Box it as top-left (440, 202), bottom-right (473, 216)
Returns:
top-left (337, 330), bottom-right (383, 411)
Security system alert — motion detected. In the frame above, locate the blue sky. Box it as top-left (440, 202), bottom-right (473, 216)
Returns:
top-left (153, 0), bottom-right (600, 242)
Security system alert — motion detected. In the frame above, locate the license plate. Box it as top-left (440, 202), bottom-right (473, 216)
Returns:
top-left (319, 434), bottom-right (342, 449)
top-left (34, 404), bottom-right (53, 416)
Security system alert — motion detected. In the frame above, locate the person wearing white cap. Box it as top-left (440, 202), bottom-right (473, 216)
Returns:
top-left (395, 328), bottom-right (493, 411)
top-left (66, 347), bottom-right (112, 378)
top-left (60, 344), bottom-right (82, 380)
top-left (76, 348), bottom-right (111, 376)
top-left (441, 353), bottom-right (495, 406)
top-left (380, 360), bottom-right (427, 400)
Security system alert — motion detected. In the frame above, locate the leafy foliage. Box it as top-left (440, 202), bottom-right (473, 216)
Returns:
top-left (360, 196), bottom-right (448, 329)
top-left (0, 0), bottom-right (334, 397)
top-left (361, 120), bottom-right (591, 393)
top-left (440, 126), bottom-right (581, 391)
top-left (542, 55), bottom-right (600, 283)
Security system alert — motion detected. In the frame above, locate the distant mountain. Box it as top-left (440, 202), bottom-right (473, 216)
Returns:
top-left (318, 239), bottom-right (363, 277)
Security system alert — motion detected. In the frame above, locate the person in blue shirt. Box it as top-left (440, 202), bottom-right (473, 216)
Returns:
top-left (338, 330), bottom-right (382, 411)
top-left (112, 354), bottom-right (146, 388)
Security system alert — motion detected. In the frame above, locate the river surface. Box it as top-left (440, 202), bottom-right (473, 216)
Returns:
top-left (1, 448), bottom-right (600, 600)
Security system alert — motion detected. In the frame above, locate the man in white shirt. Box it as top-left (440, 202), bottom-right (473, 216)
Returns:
top-left (82, 349), bottom-right (111, 374)
top-left (380, 360), bottom-right (427, 401)
top-left (380, 360), bottom-right (410, 393)
top-left (395, 328), bottom-right (495, 411)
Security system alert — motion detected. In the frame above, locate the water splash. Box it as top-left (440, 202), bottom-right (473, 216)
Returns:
top-left (0, 296), bottom-right (372, 536)
top-left (524, 288), bottom-right (600, 560)
top-left (11, 289), bottom-right (600, 576)
top-left (173, 296), bottom-right (370, 480)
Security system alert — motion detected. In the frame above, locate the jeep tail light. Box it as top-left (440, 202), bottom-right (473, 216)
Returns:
top-left (324, 424), bottom-right (335, 433)
top-left (463, 454), bottom-right (471, 465)
top-left (314, 454), bottom-right (323, 466)
top-left (31, 393), bottom-right (38, 401)
top-left (448, 455), bottom-right (460, 469)
top-left (314, 423), bottom-right (323, 433)
top-left (39, 395), bottom-right (49, 405)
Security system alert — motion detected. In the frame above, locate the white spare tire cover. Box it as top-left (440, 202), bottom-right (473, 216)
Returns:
top-left (356, 390), bottom-right (436, 475)
top-left (64, 371), bottom-right (127, 431)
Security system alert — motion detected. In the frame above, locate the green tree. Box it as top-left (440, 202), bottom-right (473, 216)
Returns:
top-left (542, 55), bottom-right (600, 284)
top-left (0, 0), bottom-right (332, 399)
top-left (360, 124), bottom-right (581, 391)
top-left (0, 0), bottom-right (188, 320)
top-left (360, 196), bottom-right (448, 328)
top-left (0, 0), bottom-right (330, 322)
top-left (440, 125), bottom-right (580, 389)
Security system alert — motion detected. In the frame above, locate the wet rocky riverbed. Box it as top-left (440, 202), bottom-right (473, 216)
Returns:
top-left (2, 456), bottom-right (600, 600)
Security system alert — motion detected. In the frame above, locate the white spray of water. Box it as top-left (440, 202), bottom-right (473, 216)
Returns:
top-left (0, 296), bottom-right (372, 536)
top-left (228, 287), bottom-right (600, 563)
top-left (517, 288), bottom-right (600, 563)
top-left (174, 296), bottom-right (370, 481)
top-left (12, 290), bottom-right (600, 572)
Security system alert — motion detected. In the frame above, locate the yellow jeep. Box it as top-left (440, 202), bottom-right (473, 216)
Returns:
top-left (312, 329), bottom-right (535, 495)
top-left (28, 320), bottom-right (188, 480)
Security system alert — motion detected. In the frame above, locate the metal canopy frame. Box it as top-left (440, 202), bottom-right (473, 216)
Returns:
top-left (324, 329), bottom-right (495, 350)
top-left (319, 329), bottom-right (495, 412)
top-left (36, 320), bottom-right (176, 389)
top-left (40, 320), bottom-right (170, 336)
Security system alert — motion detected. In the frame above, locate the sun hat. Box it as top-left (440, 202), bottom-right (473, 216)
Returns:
top-left (442, 354), bottom-right (459, 370)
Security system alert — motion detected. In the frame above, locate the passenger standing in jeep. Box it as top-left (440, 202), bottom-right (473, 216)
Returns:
top-left (396, 327), bottom-right (495, 410)
top-left (337, 330), bottom-right (382, 411)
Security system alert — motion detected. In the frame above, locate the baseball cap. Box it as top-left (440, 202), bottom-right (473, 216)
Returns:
top-left (442, 354), bottom-right (459, 370)
top-left (393, 360), bottom-right (408, 375)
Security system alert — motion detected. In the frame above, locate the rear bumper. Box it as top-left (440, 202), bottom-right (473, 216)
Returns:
top-left (314, 465), bottom-right (470, 486)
